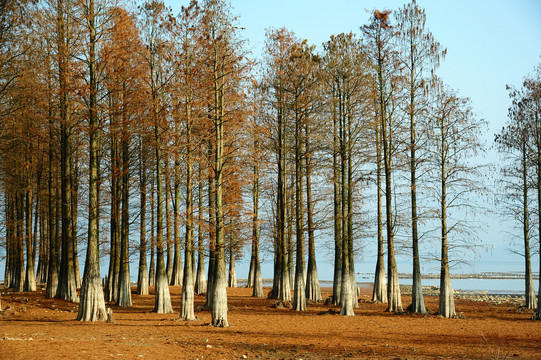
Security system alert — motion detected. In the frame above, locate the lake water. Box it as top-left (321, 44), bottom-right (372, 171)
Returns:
top-left (238, 277), bottom-right (537, 296)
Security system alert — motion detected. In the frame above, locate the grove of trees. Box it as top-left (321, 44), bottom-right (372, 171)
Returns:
top-left (1, 0), bottom-right (539, 324)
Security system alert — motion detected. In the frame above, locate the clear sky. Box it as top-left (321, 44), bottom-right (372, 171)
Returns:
top-left (164, 0), bottom-right (541, 278)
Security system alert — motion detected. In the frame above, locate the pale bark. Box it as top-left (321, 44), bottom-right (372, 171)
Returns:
top-left (153, 141), bottom-right (173, 314)
top-left (522, 142), bottom-right (535, 309)
top-left (228, 243), bottom-right (237, 288)
top-left (171, 150), bottom-right (183, 286)
top-left (251, 158), bottom-right (264, 298)
top-left (165, 160), bottom-right (173, 283)
top-left (55, 0), bottom-right (78, 303)
top-left (137, 139), bottom-right (149, 296)
top-left (438, 120), bottom-right (455, 318)
top-left (372, 119), bottom-right (387, 304)
top-left (149, 183), bottom-right (156, 287)
top-left (210, 53), bottom-right (228, 327)
top-left (24, 191), bottom-right (37, 292)
top-left (305, 125), bottom-right (321, 303)
top-left (293, 106), bottom-right (306, 312)
top-left (77, 0), bottom-right (105, 320)
top-left (181, 112), bottom-right (195, 321)
top-left (117, 106), bottom-right (132, 307)
top-left (332, 92), bottom-right (342, 306)
top-left (194, 166), bottom-right (207, 295)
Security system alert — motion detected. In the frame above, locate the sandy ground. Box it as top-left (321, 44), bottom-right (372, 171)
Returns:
top-left (0, 285), bottom-right (540, 359)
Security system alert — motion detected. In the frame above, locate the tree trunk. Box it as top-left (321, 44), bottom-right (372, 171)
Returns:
top-left (55, 0), bottom-right (78, 303)
top-left (194, 165), bottom-right (207, 295)
top-left (106, 96), bottom-right (120, 303)
top-left (149, 181), bottom-right (156, 287)
top-left (165, 159), bottom-right (173, 283)
top-left (439, 129), bottom-right (455, 318)
top-left (305, 123), bottom-right (321, 303)
top-left (46, 148), bottom-right (58, 297)
top-left (13, 194), bottom-right (25, 292)
top-left (522, 142), bottom-right (536, 309)
top-left (372, 118), bottom-right (387, 303)
top-left (533, 123), bottom-right (541, 320)
top-left (210, 65), bottom-right (228, 327)
top-left (206, 164), bottom-right (216, 308)
top-left (275, 91), bottom-right (291, 302)
top-left (251, 156), bottom-right (263, 298)
top-left (332, 91), bottom-right (342, 306)
top-left (180, 107), bottom-right (195, 321)
top-left (137, 138), bottom-right (149, 295)
top-left (293, 106), bottom-right (306, 312)
top-left (72, 160), bottom-right (81, 289)
top-left (117, 102), bottom-right (132, 308)
top-left (153, 131), bottom-right (173, 314)
top-left (339, 91), bottom-right (353, 316)
top-left (228, 243), bottom-right (237, 288)
top-left (380, 82), bottom-right (401, 313)
top-left (171, 145), bottom-right (183, 286)
top-left (24, 190), bottom-right (37, 292)
top-left (408, 70), bottom-right (425, 314)
top-left (78, 0), bottom-right (106, 318)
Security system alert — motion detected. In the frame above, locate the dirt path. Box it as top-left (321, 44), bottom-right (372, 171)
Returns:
top-left (1, 286), bottom-right (539, 359)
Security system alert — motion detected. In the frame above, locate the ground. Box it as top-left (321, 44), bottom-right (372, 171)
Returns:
top-left (0, 285), bottom-right (539, 359)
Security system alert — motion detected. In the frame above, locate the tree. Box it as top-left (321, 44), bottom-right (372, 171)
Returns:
top-left (77, 0), bottom-right (107, 322)
top-left (395, 0), bottom-right (445, 314)
top-left (200, 0), bottom-right (248, 326)
top-left (140, 0), bottom-right (173, 314)
top-left (262, 27), bottom-right (295, 302)
top-left (427, 84), bottom-right (486, 318)
top-left (55, 0), bottom-right (79, 304)
top-left (175, 0), bottom-right (201, 321)
top-left (496, 83), bottom-right (537, 310)
top-left (363, 10), bottom-right (402, 313)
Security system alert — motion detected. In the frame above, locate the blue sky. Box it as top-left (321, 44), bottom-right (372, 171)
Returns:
top-left (162, 0), bottom-right (541, 278)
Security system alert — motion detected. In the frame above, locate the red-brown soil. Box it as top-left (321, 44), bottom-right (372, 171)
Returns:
top-left (1, 285), bottom-right (539, 359)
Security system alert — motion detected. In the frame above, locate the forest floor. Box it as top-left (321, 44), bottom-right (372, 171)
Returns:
top-left (0, 285), bottom-right (540, 359)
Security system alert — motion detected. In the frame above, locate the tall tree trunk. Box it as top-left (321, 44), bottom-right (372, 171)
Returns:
top-left (13, 194), bottom-right (25, 292)
top-left (78, 0), bottom-right (106, 319)
top-left (55, 0), bottom-right (78, 303)
top-left (171, 135), bottom-right (183, 286)
top-left (251, 155), bottom-right (263, 298)
top-left (332, 89), bottom-right (342, 306)
top-left (305, 123), bottom-right (321, 303)
top-left (522, 142), bottom-right (535, 309)
top-left (379, 85), bottom-right (401, 313)
top-left (533, 120), bottom-right (541, 320)
top-left (372, 118), bottom-right (387, 303)
top-left (228, 241), bottom-right (237, 288)
top-left (72, 160), bottom-right (81, 289)
top-left (439, 126), bottom-right (455, 318)
top-left (37, 196), bottom-right (49, 284)
top-left (194, 165), bottom-right (207, 295)
top-left (117, 101), bottom-right (132, 307)
top-left (339, 92), bottom-right (353, 316)
top-left (180, 105), bottom-right (195, 321)
top-left (210, 66), bottom-right (228, 327)
top-left (137, 138), bottom-right (149, 296)
top-left (206, 159), bottom-right (216, 308)
top-left (165, 159), bottom-right (173, 283)
top-left (346, 96), bottom-right (358, 309)
top-left (106, 98), bottom-right (120, 303)
top-left (46, 144), bottom-right (58, 297)
top-left (408, 70), bottom-right (425, 314)
top-left (149, 180), bottom-right (156, 287)
top-left (153, 124), bottom-right (173, 314)
top-left (293, 107), bottom-right (306, 312)
top-left (24, 190), bottom-right (37, 291)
